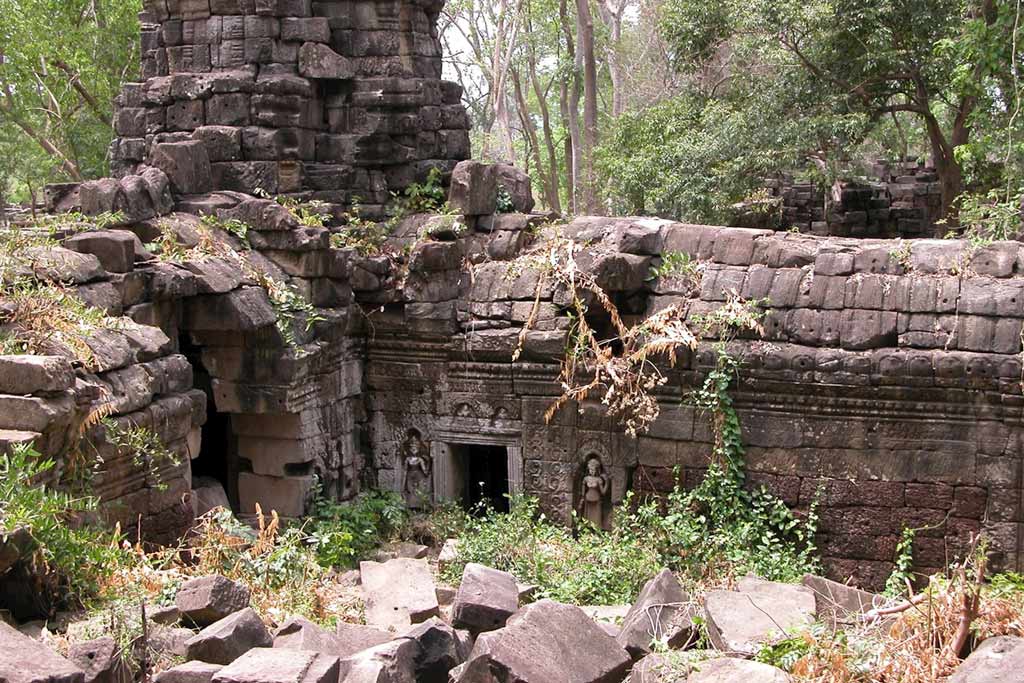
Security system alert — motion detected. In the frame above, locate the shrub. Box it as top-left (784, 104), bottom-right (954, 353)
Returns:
top-left (308, 490), bottom-right (408, 568)
top-left (0, 442), bottom-right (127, 613)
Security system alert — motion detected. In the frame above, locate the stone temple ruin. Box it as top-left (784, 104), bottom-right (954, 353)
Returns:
top-left (1, 0), bottom-right (1023, 593)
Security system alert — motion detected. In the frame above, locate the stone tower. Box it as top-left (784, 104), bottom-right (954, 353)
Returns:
top-left (111, 0), bottom-right (471, 219)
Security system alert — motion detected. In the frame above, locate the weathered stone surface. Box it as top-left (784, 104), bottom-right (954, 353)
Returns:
top-left (687, 658), bottom-right (790, 683)
top-left (155, 661), bottom-right (223, 683)
top-left (273, 617), bottom-right (341, 653)
top-left (336, 637), bottom-right (418, 683)
top-left (405, 617), bottom-right (463, 683)
top-left (0, 355), bottom-right (74, 395)
top-left (948, 636), bottom-right (1024, 682)
top-left (452, 563), bottom-right (519, 633)
top-left (493, 164), bottom-right (534, 214)
top-left (67, 637), bottom-right (129, 683)
top-left (211, 648), bottom-right (339, 683)
top-left (298, 43), bottom-right (352, 80)
top-left (360, 558), bottom-right (440, 631)
top-left (25, 246), bottom-right (104, 284)
top-left (617, 568), bottom-right (697, 657)
top-left (64, 231), bottom-right (137, 274)
top-left (457, 600), bottom-right (630, 683)
top-left (449, 161), bottom-right (496, 216)
top-left (704, 577), bottom-right (815, 656)
top-left (177, 575), bottom-right (252, 626)
top-left (334, 623), bottom-right (394, 658)
top-left (185, 607), bottom-right (272, 665)
top-left (801, 574), bottom-right (884, 626)
top-left (151, 141), bottom-right (213, 194)
top-left (0, 620), bottom-right (85, 683)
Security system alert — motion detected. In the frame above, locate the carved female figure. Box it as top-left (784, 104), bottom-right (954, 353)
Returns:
top-left (577, 456), bottom-right (610, 529)
top-left (402, 430), bottom-right (432, 509)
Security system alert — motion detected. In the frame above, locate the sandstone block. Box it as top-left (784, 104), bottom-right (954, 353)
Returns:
top-left (64, 230), bottom-right (136, 274)
top-left (185, 607), bottom-right (272, 665)
top-left (452, 563), bottom-right (519, 633)
top-left (237, 473), bottom-right (314, 517)
top-left (67, 637), bottom-right (129, 683)
top-left (176, 575), bottom-right (252, 627)
top-left (360, 558), bottom-right (440, 631)
top-left (155, 661), bottom-right (223, 683)
top-left (151, 141), bottom-right (213, 195)
top-left (704, 577), bottom-right (815, 656)
top-left (449, 161), bottom-right (496, 216)
top-left (0, 620), bottom-right (85, 683)
top-left (949, 635), bottom-right (1024, 682)
top-left (801, 574), bottom-right (884, 626)
top-left (211, 648), bottom-right (339, 683)
top-left (617, 568), bottom-right (697, 657)
top-left (299, 43), bottom-right (352, 79)
top-left (334, 623), bottom-right (393, 658)
top-left (457, 600), bottom-right (630, 683)
top-left (687, 658), bottom-right (789, 683)
top-left (493, 164), bottom-right (534, 214)
top-left (0, 355), bottom-right (74, 395)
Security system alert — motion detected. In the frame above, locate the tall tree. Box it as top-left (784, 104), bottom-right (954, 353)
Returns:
top-left (660, 0), bottom-right (1017, 218)
top-left (575, 0), bottom-right (601, 213)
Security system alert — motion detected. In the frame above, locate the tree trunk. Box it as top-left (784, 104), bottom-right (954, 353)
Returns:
top-left (528, 44), bottom-right (562, 213)
top-left (576, 0), bottom-right (601, 214)
top-left (512, 69), bottom-right (551, 209)
top-left (923, 112), bottom-right (962, 222)
top-left (597, 0), bottom-right (626, 117)
top-left (559, 0), bottom-right (582, 214)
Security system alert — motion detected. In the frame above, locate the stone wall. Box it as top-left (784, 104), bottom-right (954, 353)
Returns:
top-left (110, 0), bottom-right (471, 219)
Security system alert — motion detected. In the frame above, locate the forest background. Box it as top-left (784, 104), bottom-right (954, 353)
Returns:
top-left (1, 0), bottom-right (1022, 230)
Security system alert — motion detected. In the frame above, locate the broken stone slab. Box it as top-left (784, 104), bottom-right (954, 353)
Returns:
top-left (334, 622), bottom-right (394, 658)
top-left (0, 620), bottom-right (85, 683)
top-left (67, 637), bottom-right (130, 683)
top-left (151, 626), bottom-right (196, 659)
top-left (337, 637), bottom-right (419, 683)
top-left (617, 568), bottom-right (698, 657)
top-left (193, 478), bottom-right (231, 517)
top-left (298, 43), bottom-right (352, 80)
top-left (801, 574), bottom-right (885, 626)
top-left (0, 355), bottom-right (74, 395)
top-left (211, 648), bottom-right (339, 683)
top-left (185, 607), bottom-right (272, 665)
top-left (155, 661), bottom-right (223, 683)
top-left (360, 558), bottom-right (440, 631)
top-left (687, 658), bottom-right (790, 683)
top-left (25, 246), bottom-right (105, 284)
top-left (273, 617), bottom-right (342, 654)
top-left (64, 231), bottom-right (137, 274)
top-left (405, 617), bottom-right (464, 683)
top-left (449, 161), bottom-right (497, 217)
top-left (456, 599), bottom-right (631, 683)
top-left (704, 576), bottom-right (815, 656)
top-left (493, 164), bottom-right (535, 214)
top-left (452, 563), bottom-right (519, 633)
top-left (176, 575), bottom-right (252, 627)
top-left (394, 542), bottom-right (430, 559)
top-left (949, 635), bottom-right (1024, 682)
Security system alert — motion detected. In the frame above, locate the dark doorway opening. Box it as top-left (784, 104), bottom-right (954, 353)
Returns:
top-left (454, 444), bottom-right (510, 514)
top-left (179, 334), bottom-right (237, 509)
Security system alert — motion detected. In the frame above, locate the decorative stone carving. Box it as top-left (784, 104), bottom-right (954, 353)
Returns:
top-left (402, 429), bottom-right (432, 509)
top-left (577, 455), bottom-right (611, 530)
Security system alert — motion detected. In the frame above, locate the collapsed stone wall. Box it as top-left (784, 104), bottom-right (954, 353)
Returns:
top-left (109, 0), bottom-right (470, 219)
top-left (740, 163), bottom-right (947, 239)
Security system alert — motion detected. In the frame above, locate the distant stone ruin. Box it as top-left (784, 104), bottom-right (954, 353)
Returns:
top-left (2, 0), bottom-right (1023, 591)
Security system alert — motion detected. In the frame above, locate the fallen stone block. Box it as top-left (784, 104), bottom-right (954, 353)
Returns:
top-left (185, 607), bottom-right (272, 665)
top-left (493, 164), bottom-right (534, 214)
top-left (405, 617), bottom-right (463, 683)
top-left (452, 563), bottom-right (519, 633)
top-left (360, 558), bottom-right (440, 631)
top-left (801, 573), bottom-right (885, 626)
top-left (0, 620), bottom-right (85, 683)
top-left (336, 637), bottom-right (419, 683)
top-left (67, 637), bottom-right (130, 683)
top-left (334, 622), bottom-right (393, 658)
top-left (687, 657), bottom-right (789, 683)
top-left (151, 141), bottom-right (213, 195)
top-left (704, 576), bottom-right (815, 656)
top-left (64, 230), bottom-right (136, 274)
top-left (456, 599), bottom-right (630, 683)
top-left (949, 635), bottom-right (1024, 682)
top-left (617, 568), bottom-right (698, 657)
top-left (212, 648), bottom-right (339, 683)
top-left (449, 161), bottom-right (496, 217)
top-left (176, 575), bottom-right (252, 627)
top-left (273, 617), bottom-right (341, 653)
top-left (155, 661), bottom-right (223, 683)
top-left (0, 355), bottom-right (74, 395)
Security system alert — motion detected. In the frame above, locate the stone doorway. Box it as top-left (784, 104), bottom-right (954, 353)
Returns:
top-left (430, 433), bottom-right (522, 512)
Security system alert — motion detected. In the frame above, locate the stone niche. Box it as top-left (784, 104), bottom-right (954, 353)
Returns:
top-left (112, 0), bottom-right (472, 219)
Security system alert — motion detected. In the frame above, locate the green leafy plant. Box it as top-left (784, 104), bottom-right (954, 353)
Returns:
top-left (391, 167), bottom-right (449, 216)
top-left (308, 490), bottom-right (408, 568)
top-left (200, 213), bottom-right (249, 244)
top-left (944, 190), bottom-right (1023, 247)
top-left (885, 526), bottom-right (917, 598)
top-left (100, 418), bottom-right (180, 491)
top-left (647, 251), bottom-right (702, 285)
top-left (0, 441), bottom-right (127, 612)
top-left (331, 201), bottom-right (391, 256)
top-left (495, 186), bottom-right (515, 214)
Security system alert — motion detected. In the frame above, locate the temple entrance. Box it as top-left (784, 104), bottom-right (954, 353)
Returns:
top-left (456, 444), bottom-right (510, 513)
top-left (430, 437), bottom-right (522, 513)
